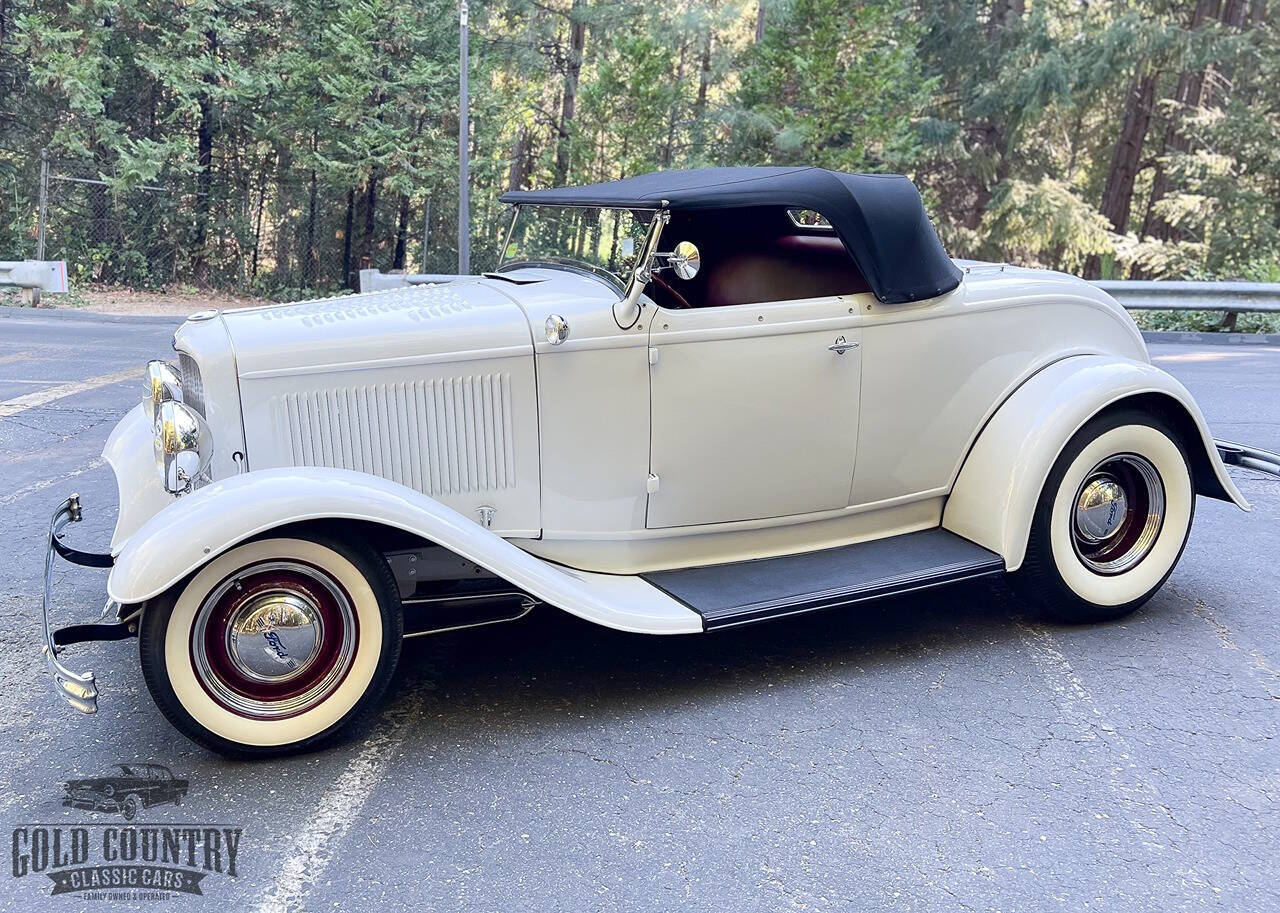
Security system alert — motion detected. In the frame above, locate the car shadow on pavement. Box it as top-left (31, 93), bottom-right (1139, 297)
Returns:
top-left (389, 577), bottom-right (1031, 739)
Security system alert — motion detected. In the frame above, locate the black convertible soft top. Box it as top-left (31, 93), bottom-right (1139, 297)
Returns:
top-left (499, 167), bottom-right (962, 304)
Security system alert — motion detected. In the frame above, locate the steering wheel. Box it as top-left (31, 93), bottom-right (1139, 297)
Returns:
top-left (649, 272), bottom-right (692, 310)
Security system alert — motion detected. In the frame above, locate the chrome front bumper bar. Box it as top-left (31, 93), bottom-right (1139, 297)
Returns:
top-left (42, 494), bottom-right (125, 714)
top-left (1215, 440), bottom-right (1280, 478)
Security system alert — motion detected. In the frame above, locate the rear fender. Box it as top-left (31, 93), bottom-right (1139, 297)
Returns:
top-left (107, 468), bottom-right (701, 635)
top-left (942, 355), bottom-right (1248, 571)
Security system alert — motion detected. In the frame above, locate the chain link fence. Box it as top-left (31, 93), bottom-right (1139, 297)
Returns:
top-left (11, 149), bottom-right (480, 303)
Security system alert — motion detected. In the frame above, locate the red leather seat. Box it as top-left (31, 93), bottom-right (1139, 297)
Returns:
top-left (701, 234), bottom-right (870, 308)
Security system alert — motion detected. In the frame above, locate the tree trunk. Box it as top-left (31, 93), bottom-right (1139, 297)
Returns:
top-left (1084, 68), bottom-right (1156, 278)
top-left (192, 27), bottom-right (218, 286)
top-left (693, 28), bottom-right (713, 154)
top-left (392, 194), bottom-right (410, 270)
top-left (662, 42), bottom-right (689, 167)
top-left (754, 1), bottom-right (766, 43)
top-left (985, 0), bottom-right (1026, 41)
top-left (696, 32), bottom-right (712, 115)
top-left (553, 0), bottom-right (586, 187)
top-left (1143, 0), bottom-right (1253, 241)
top-left (341, 188), bottom-right (355, 290)
top-left (959, 0), bottom-right (1025, 230)
top-left (507, 126), bottom-right (531, 191)
top-left (250, 157), bottom-right (270, 280)
top-left (359, 171), bottom-right (378, 272)
top-left (305, 151), bottom-right (317, 286)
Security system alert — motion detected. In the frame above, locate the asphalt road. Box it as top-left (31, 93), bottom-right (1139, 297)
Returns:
top-left (0, 304), bottom-right (1277, 913)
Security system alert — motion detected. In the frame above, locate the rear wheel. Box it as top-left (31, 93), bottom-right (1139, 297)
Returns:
top-left (140, 532), bottom-right (402, 757)
top-left (1014, 408), bottom-right (1195, 623)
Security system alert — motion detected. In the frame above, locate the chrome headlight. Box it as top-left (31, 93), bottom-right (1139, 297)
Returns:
top-left (144, 360), bottom-right (183, 422)
top-left (154, 400), bottom-right (213, 493)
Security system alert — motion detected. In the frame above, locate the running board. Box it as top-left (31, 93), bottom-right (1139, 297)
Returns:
top-left (642, 529), bottom-right (1005, 631)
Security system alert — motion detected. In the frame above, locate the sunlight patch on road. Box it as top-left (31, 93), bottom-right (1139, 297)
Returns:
top-left (0, 368), bottom-right (136, 418)
top-left (0, 458), bottom-right (105, 507)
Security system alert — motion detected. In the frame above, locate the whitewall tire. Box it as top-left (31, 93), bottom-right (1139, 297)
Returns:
top-left (140, 532), bottom-right (402, 757)
top-left (1014, 408), bottom-right (1195, 623)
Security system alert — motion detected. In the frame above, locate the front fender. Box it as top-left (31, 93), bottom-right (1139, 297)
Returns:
top-left (942, 355), bottom-right (1248, 571)
top-left (107, 468), bottom-right (701, 635)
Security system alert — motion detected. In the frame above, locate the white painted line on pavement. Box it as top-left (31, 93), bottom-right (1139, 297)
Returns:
top-left (254, 704), bottom-right (419, 913)
top-left (0, 378), bottom-right (90, 385)
top-left (0, 458), bottom-right (105, 507)
top-left (0, 367), bottom-right (136, 418)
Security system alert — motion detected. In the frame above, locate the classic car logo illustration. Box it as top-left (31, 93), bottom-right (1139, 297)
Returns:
top-left (61, 763), bottom-right (188, 821)
top-left (10, 764), bottom-right (242, 900)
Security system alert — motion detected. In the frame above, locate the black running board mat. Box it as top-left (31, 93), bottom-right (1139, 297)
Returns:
top-left (643, 528), bottom-right (1004, 630)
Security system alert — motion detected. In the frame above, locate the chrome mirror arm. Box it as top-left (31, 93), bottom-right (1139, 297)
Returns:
top-left (614, 207), bottom-right (669, 330)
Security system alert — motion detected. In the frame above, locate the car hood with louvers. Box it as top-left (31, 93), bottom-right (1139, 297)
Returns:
top-left (220, 279), bottom-right (535, 377)
top-left (223, 280), bottom-right (544, 535)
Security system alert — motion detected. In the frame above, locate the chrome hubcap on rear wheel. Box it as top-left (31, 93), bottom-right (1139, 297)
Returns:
top-left (191, 561), bottom-right (358, 718)
top-left (1071, 454), bottom-right (1165, 575)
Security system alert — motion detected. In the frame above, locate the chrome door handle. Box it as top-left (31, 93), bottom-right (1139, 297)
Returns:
top-left (828, 336), bottom-right (859, 354)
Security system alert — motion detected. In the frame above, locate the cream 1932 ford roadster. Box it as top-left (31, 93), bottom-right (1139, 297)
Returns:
top-left (40, 167), bottom-right (1280, 756)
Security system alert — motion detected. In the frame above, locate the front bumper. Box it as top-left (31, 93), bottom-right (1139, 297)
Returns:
top-left (42, 495), bottom-right (135, 714)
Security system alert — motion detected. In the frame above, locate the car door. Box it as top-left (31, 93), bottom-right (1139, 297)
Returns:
top-left (645, 294), bottom-right (863, 528)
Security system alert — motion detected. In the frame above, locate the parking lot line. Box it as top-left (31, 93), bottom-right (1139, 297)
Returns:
top-left (254, 702), bottom-right (420, 913)
top-left (0, 367), bottom-right (136, 418)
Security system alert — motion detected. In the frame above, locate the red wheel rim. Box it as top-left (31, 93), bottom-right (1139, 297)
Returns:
top-left (190, 560), bottom-right (359, 719)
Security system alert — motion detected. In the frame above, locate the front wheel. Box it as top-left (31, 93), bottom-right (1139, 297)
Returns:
top-left (139, 532), bottom-right (403, 758)
top-left (121, 795), bottom-right (141, 821)
top-left (1013, 408), bottom-right (1196, 623)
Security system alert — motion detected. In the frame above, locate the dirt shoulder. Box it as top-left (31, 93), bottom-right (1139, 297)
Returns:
top-left (4, 285), bottom-right (272, 316)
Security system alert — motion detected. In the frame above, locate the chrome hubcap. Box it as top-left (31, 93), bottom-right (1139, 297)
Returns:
top-left (227, 593), bottom-right (323, 682)
top-left (1070, 454), bottom-right (1165, 575)
top-left (192, 560), bottom-right (358, 719)
top-left (1074, 478), bottom-right (1128, 543)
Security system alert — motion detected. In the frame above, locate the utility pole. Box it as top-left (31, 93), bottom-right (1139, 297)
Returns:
top-left (458, 0), bottom-right (470, 275)
top-left (36, 148), bottom-right (49, 262)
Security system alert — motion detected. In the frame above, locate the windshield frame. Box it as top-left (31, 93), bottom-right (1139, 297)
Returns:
top-left (495, 203), bottom-right (662, 297)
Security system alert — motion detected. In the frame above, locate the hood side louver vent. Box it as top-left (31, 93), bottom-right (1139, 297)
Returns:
top-left (273, 374), bottom-right (517, 496)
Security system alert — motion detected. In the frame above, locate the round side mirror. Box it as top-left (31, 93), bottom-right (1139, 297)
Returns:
top-left (671, 241), bottom-right (701, 280)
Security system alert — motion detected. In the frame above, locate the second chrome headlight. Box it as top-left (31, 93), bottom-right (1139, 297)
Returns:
top-left (154, 400), bottom-right (212, 494)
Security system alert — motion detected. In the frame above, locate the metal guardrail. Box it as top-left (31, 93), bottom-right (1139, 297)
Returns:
top-left (0, 260), bottom-right (68, 306)
top-left (1, 260), bottom-right (68, 293)
top-left (358, 268), bottom-right (463, 292)
top-left (1091, 280), bottom-right (1280, 313)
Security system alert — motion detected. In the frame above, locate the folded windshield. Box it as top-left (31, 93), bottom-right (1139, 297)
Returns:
top-left (498, 205), bottom-right (654, 287)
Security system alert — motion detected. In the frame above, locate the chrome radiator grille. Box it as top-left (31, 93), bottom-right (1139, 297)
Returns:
top-left (178, 352), bottom-right (206, 417)
top-left (273, 374), bottom-right (517, 495)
